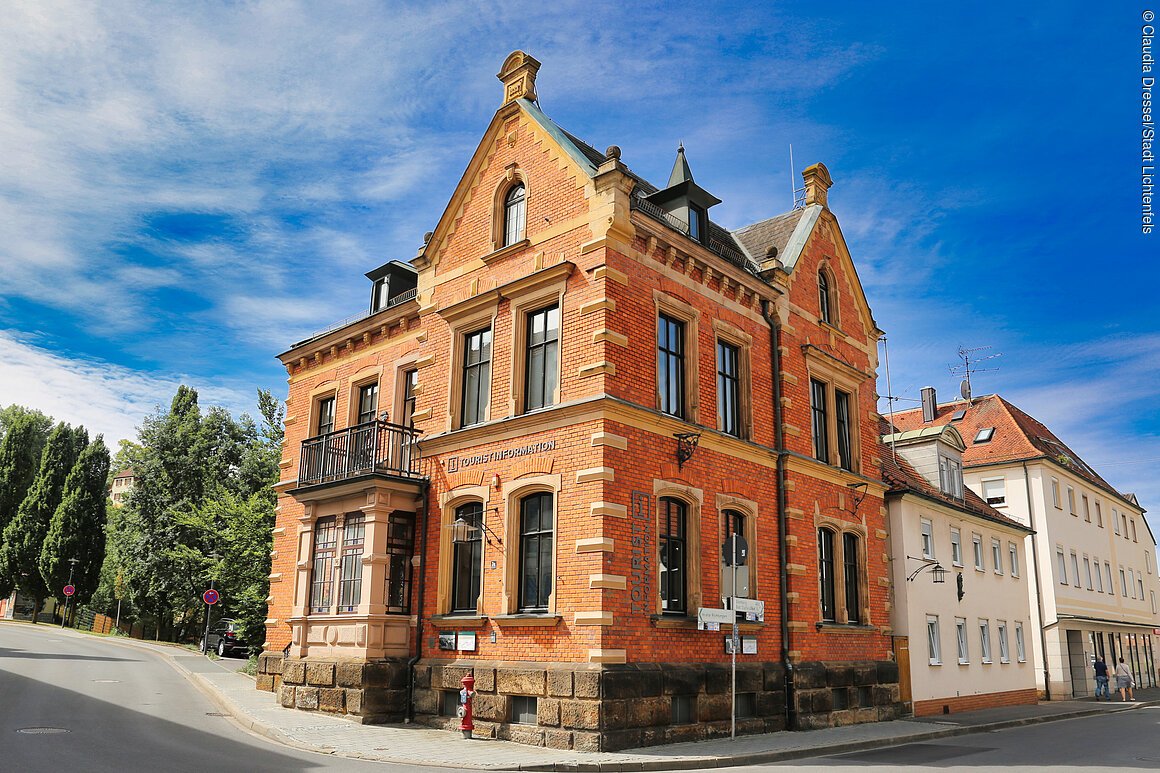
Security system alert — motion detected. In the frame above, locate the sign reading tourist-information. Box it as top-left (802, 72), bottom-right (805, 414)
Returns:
top-left (445, 440), bottom-right (557, 472)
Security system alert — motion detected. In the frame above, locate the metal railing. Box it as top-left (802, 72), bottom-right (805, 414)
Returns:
top-left (298, 419), bottom-right (424, 487)
top-left (294, 287), bottom-right (419, 348)
top-left (630, 195), bottom-right (749, 266)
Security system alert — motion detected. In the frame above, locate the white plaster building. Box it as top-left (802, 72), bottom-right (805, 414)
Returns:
top-left (889, 391), bottom-right (1160, 699)
top-left (882, 422), bottom-right (1037, 715)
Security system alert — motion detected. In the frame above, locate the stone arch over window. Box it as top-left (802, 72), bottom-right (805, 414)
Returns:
top-left (654, 480), bottom-right (704, 615)
top-left (817, 260), bottom-right (839, 327)
top-left (491, 167), bottom-right (530, 252)
top-left (500, 474), bottom-right (561, 614)
top-left (716, 493), bottom-right (759, 602)
top-left (815, 517), bottom-right (867, 625)
top-left (436, 484), bottom-right (490, 615)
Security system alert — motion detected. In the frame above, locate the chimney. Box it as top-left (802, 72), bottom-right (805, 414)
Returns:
top-left (920, 386), bottom-right (937, 423)
top-left (801, 162), bottom-right (833, 208)
top-left (497, 50), bottom-right (541, 105)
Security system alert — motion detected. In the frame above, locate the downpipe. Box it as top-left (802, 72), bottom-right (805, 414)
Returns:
top-left (406, 477), bottom-right (432, 722)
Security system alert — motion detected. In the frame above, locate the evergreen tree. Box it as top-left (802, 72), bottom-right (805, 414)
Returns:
top-left (0, 423), bottom-right (87, 612)
top-left (0, 413), bottom-right (50, 546)
top-left (40, 437), bottom-right (111, 616)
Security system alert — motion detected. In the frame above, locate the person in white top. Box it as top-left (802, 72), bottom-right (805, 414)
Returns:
top-left (1115, 657), bottom-right (1136, 701)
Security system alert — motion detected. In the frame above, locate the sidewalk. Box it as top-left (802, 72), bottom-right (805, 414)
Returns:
top-left (65, 629), bottom-right (1160, 771)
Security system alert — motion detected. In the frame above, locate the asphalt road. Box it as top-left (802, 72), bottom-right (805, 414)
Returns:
top-left (0, 622), bottom-right (424, 772)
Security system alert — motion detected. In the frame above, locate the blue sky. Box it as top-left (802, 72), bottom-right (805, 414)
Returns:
top-left (1, 2), bottom-right (1157, 513)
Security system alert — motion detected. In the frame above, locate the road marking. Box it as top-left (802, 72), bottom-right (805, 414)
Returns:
top-left (16, 727), bottom-right (70, 735)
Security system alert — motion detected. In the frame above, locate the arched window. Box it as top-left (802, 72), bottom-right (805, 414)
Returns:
top-left (503, 183), bottom-right (526, 247)
top-left (518, 492), bottom-right (553, 611)
top-left (451, 502), bottom-right (483, 613)
top-left (818, 269), bottom-right (832, 324)
top-left (818, 526), bottom-right (864, 624)
top-left (818, 527), bottom-right (836, 621)
top-left (660, 497), bottom-right (688, 613)
top-left (843, 532), bottom-right (861, 624)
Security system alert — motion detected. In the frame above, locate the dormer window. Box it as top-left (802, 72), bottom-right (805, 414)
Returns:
top-left (818, 270), bottom-right (832, 324)
top-left (503, 183), bottom-right (526, 247)
top-left (938, 453), bottom-right (963, 499)
top-left (688, 204), bottom-right (704, 242)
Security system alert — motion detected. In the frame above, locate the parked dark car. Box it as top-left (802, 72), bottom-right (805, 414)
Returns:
top-left (202, 618), bottom-right (248, 657)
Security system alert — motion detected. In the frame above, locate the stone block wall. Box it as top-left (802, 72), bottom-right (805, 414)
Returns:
top-left (792, 660), bottom-right (903, 729)
top-left (256, 652), bottom-right (283, 693)
top-left (275, 657), bottom-right (410, 722)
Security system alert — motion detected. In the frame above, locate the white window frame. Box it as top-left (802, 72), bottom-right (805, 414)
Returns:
top-left (1082, 494), bottom-right (1091, 522)
top-left (998, 621), bottom-right (1010, 664)
top-left (955, 617), bottom-right (969, 664)
top-left (1057, 548), bottom-right (1067, 585)
top-left (1084, 556), bottom-right (1093, 590)
top-left (973, 533), bottom-right (984, 572)
top-left (1070, 551), bottom-right (1080, 588)
top-left (1067, 486), bottom-right (1076, 515)
top-left (1094, 556), bottom-right (1104, 592)
top-left (920, 519), bottom-right (935, 560)
top-left (1120, 567), bottom-right (1128, 597)
top-left (1015, 622), bottom-right (1026, 662)
top-left (1095, 500), bottom-right (1103, 527)
top-left (1105, 562), bottom-right (1114, 595)
top-left (1113, 509), bottom-right (1121, 535)
top-left (939, 454), bottom-right (964, 499)
top-left (950, 528), bottom-right (963, 567)
top-left (992, 539), bottom-right (1003, 575)
top-left (1009, 541), bottom-right (1019, 577)
top-left (979, 619), bottom-right (992, 664)
top-left (981, 477), bottom-right (1006, 506)
top-left (1051, 478), bottom-right (1061, 509)
top-left (927, 615), bottom-right (942, 665)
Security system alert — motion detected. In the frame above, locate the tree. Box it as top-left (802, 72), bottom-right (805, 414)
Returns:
top-left (0, 405), bottom-right (52, 446)
top-left (0, 413), bottom-right (51, 545)
top-left (0, 423), bottom-right (87, 610)
top-left (40, 437), bottom-right (111, 620)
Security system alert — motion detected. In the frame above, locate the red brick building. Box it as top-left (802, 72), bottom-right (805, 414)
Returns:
top-left (261, 51), bottom-right (901, 750)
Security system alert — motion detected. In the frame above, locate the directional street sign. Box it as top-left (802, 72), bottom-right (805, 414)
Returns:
top-left (202, 589), bottom-right (220, 605)
top-left (697, 607), bottom-right (735, 625)
top-left (730, 597), bottom-right (764, 616)
top-left (62, 585), bottom-right (75, 597)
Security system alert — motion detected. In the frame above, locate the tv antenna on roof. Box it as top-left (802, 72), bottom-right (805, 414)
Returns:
top-left (789, 145), bottom-right (806, 210)
top-left (878, 336), bottom-right (920, 462)
top-left (949, 345), bottom-right (1002, 403)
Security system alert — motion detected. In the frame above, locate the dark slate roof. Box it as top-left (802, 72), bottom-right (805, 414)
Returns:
top-left (561, 130), bottom-right (606, 167)
top-left (732, 210), bottom-right (809, 262)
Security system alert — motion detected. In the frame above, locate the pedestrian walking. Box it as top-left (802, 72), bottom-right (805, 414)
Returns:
top-left (1115, 657), bottom-right (1135, 701)
top-left (1093, 656), bottom-right (1110, 700)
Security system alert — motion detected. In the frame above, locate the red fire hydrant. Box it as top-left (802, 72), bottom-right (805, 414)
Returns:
top-left (458, 674), bottom-right (476, 739)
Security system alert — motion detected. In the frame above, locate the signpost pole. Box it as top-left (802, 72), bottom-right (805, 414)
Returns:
top-left (731, 538), bottom-right (738, 741)
top-left (60, 558), bottom-right (78, 629)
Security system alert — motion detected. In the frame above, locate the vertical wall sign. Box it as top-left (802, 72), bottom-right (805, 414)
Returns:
top-left (630, 491), bottom-right (652, 613)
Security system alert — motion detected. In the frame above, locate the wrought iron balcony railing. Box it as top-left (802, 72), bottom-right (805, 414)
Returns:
top-left (298, 420), bottom-right (424, 487)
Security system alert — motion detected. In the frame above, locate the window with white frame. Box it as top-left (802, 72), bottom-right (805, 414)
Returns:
top-left (1152, 591), bottom-right (1157, 614)
top-left (1131, 519), bottom-right (1138, 542)
top-left (920, 519), bottom-right (935, 560)
top-left (939, 454), bottom-right (963, 499)
top-left (1084, 556), bottom-right (1093, 590)
top-left (998, 621), bottom-right (1010, 663)
top-left (1138, 575), bottom-right (1145, 599)
top-left (1070, 551), bottom-right (1080, 588)
top-left (1122, 512), bottom-right (1129, 538)
top-left (1015, 622), bottom-right (1026, 662)
top-left (1147, 551), bottom-right (1153, 574)
top-left (1120, 567), bottom-right (1129, 597)
top-left (927, 615), bottom-right (942, 665)
top-left (1051, 478), bottom-right (1061, 509)
top-left (1105, 562), bottom-right (1114, 595)
top-left (1082, 494), bottom-right (1091, 522)
top-left (981, 478), bottom-right (1006, 506)
top-left (979, 619), bottom-right (992, 663)
top-left (973, 534), bottom-right (984, 571)
top-left (1067, 486), bottom-right (1076, 515)
top-left (992, 539), bottom-right (1003, 575)
top-left (1113, 509), bottom-right (1121, 535)
top-left (1009, 541), bottom-right (1019, 576)
top-left (1095, 500), bottom-right (1104, 527)
top-left (955, 618), bottom-right (969, 664)
top-left (951, 528), bottom-right (963, 567)
top-left (1095, 556), bottom-right (1104, 592)
top-left (1056, 548), bottom-right (1067, 585)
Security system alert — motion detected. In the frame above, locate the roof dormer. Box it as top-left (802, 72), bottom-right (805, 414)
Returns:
top-left (882, 424), bottom-right (967, 501)
top-left (366, 260), bottom-right (418, 314)
top-left (644, 144), bottom-right (721, 246)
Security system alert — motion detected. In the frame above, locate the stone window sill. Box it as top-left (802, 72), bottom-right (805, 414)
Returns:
top-left (815, 621), bottom-right (879, 634)
top-left (651, 615), bottom-right (698, 629)
top-left (482, 239), bottom-right (530, 265)
top-left (492, 614), bottom-right (561, 628)
top-left (429, 614), bottom-right (489, 630)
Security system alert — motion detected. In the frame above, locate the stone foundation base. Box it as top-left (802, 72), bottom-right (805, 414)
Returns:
top-left (258, 656), bottom-right (902, 750)
top-left (913, 687), bottom-right (1038, 717)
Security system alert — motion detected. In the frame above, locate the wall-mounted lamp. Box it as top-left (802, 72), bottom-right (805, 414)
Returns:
top-left (451, 514), bottom-right (503, 546)
top-left (905, 555), bottom-right (947, 584)
top-left (675, 432), bottom-right (701, 469)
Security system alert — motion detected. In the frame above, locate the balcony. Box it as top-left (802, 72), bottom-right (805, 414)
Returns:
top-left (297, 420), bottom-right (424, 489)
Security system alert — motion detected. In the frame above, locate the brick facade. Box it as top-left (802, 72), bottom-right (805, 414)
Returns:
top-left (913, 687), bottom-right (1038, 717)
top-left (262, 51), bottom-right (901, 749)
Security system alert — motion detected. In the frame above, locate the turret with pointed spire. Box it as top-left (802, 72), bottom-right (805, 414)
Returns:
top-left (646, 144), bottom-right (721, 245)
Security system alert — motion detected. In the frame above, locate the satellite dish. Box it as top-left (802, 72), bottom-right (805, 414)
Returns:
top-left (960, 379), bottom-right (972, 400)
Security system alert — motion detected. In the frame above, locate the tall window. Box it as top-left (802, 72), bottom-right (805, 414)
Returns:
top-left (310, 516), bottom-right (337, 614)
top-left (657, 314), bottom-right (686, 418)
top-left (955, 618), bottom-right (969, 664)
top-left (1071, 552), bottom-right (1080, 587)
top-left (998, 621), bottom-right (1010, 663)
top-left (401, 369), bottom-right (418, 427)
top-left (1105, 561), bottom-right (1114, 595)
top-left (384, 512), bottom-right (415, 613)
top-left (818, 528), bottom-right (836, 622)
top-left (834, 389), bottom-right (853, 471)
top-left (939, 455), bottom-right (963, 499)
top-left (461, 327), bottom-right (492, 427)
top-left (992, 539), bottom-right (1003, 574)
top-left (451, 503), bottom-right (483, 613)
top-left (927, 615), bottom-right (942, 665)
top-left (503, 183), bottom-right (526, 247)
top-left (1095, 556), bottom-right (1105, 592)
top-left (818, 270), bottom-right (832, 324)
top-left (1056, 548), bottom-right (1067, 584)
top-left (979, 620), bottom-right (992, 663)
top-left (316, 396), bottom-right (336, 436)
top-left (659, 498), bottom-right (687, 613)
top-left (973, 534), bottom-right (984, 571)
top-left (688, 203), bottom-right (704, 242)
top-left (950, 528), bottom-right (963, 566)
top-left (843, 532), bottom-right (861, 624)
top-left (716, 340), bottom-right (741, 437)
top-left (1084, 556), bottom-right (1093, 589)
top-left (1015, 622), bottom-right (1026, 662)
top-left (920, 519), bottom-right (935, 559)
top-left (810, 379), bottom-right (829, 463)
top-left (524, 305), bottom-right (560, 412)
top-left (518, 493), bottom-right (553, 611)
top-left (1009, 542), bottom-right (1019, 576)
top-left (357, 383), bottom-right (379, 425)
top-left (337, 514), bottom-right (365, 613)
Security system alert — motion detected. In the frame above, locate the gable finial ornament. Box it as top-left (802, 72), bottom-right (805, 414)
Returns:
top-left (498, 50), bottom-right (542, 106)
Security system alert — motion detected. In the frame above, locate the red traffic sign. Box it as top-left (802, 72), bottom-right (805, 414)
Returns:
top-left (62, 585), bottom-right (75, 597)
top-left (202, 589), bottom-right (220, 605)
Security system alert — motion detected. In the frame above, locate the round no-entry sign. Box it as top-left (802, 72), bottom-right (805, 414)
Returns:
top-left (202, 589), bottom-right (220, 605)
top-left (62, 585), bottom-right (75, 597)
